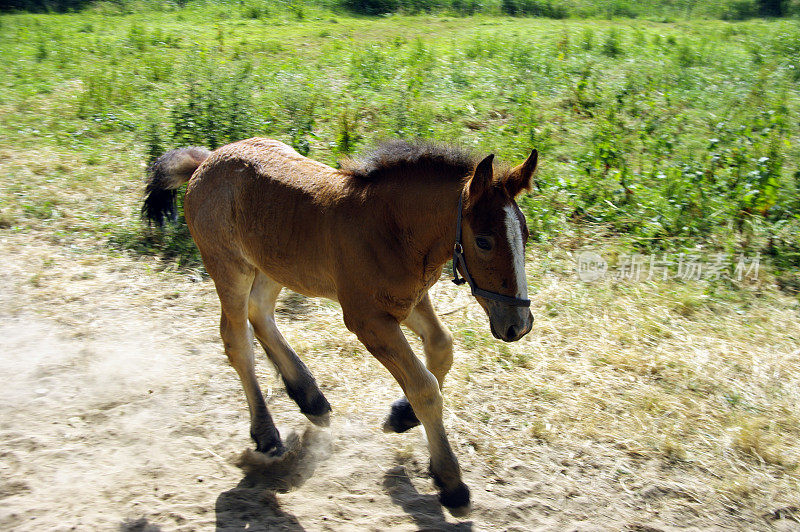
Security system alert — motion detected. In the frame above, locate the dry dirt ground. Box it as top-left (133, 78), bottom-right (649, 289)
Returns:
top-left (1, 230), bottom-right (799, 531)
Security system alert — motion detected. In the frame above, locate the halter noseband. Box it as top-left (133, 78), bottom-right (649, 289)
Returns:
top-left (451, 194), bottom-right (531, 307)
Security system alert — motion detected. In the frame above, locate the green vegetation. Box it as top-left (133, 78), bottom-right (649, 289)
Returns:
top-left (4, 0), bottom-right (800, 19)
top-left (0, 6), bottom-right (798, 282)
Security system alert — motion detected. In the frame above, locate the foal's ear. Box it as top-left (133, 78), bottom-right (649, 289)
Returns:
top-left (467, 154), bottom-right (494, 204)
top-left (504, 149), bottom-right (539, 197)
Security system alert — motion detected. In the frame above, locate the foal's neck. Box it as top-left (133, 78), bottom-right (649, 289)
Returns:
top-left (392, 180), bottom-right (465, 274)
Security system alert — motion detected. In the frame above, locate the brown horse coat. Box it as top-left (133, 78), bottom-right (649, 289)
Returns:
top-left (143, 137), bottom-right (538, 516)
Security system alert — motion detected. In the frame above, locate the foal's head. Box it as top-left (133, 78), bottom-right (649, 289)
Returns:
top-left (460, 150), bottom-right (538, 342)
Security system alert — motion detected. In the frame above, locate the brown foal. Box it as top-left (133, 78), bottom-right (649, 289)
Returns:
top-left (142, 138), bottom-right (538, 516)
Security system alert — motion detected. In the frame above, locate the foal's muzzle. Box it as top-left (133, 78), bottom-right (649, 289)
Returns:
top-left (489, 304), bottom-right (533, 342)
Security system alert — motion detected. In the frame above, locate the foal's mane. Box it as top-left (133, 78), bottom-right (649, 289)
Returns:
top-left (340, 140), bottom-right (478, 183)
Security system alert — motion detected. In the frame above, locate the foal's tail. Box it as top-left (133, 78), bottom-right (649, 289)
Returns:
top-left (142, 147), bottom-right (211, 226)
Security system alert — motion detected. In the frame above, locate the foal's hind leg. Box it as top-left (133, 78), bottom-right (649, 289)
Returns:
top-left (384, 292), bottom-right (454, 434)
top-left (248, 272), bottom-right (331, 426)
top-left (213, 264), bottom-right (283, 455)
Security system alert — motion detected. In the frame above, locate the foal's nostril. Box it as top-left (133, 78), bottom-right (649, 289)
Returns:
top-left (506, 325), bottom-right (519, 340)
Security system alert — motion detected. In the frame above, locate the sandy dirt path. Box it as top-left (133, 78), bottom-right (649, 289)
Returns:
top-left (0, 303), bottom-right (462, 531)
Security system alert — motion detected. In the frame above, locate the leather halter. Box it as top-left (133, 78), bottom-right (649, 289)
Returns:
top-left (451, 194), bottom-right (532, 307)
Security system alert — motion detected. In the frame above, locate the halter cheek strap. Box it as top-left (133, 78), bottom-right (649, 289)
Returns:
top-left (451, 194), bottom-right (531, 307)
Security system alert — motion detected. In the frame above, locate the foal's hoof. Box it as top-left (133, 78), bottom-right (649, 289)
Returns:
top-left (305, 411), bottom-right (331, 427)
top-left (429, 464), bottom-right (471, 517)
top-left (382, 397), bottom-right (421, 433)
top-left (439, 482), bottom-right (471, 517)
top-left (252, 431), bottom-right (284, 457)
top-left (256, 441), bottom-right (285, 457)
top-left (286, 381), bottom-right (332, 425)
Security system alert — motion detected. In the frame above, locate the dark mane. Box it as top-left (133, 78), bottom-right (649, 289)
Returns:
top-left (341, 140), bottom-right (477, 182)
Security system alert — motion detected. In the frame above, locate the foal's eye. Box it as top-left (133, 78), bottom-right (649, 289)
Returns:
top-left (475, 237), bottom-right (493, 251)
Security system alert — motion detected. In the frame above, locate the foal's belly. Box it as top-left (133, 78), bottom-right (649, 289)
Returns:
top-left (251, 254), bottom-right (339, 301)
top-left (276, 273), bottom-right (338, 302)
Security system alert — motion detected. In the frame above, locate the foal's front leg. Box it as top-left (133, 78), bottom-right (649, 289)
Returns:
top-left (385, 293), bottom-right (454, 434)
top-left (345, 311), bottom-right (469, 516)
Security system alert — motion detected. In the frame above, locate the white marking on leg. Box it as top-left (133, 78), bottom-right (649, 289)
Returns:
top-left (503, 204), bottom-right (528, 299)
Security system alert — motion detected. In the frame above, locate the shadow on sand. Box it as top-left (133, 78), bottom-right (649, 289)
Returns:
top-left (119, 517), bottom-right (162, 531)
top-left (215, 427), bottom-right (332, 532)
top-left (383, 466), bottom-right (473, 531)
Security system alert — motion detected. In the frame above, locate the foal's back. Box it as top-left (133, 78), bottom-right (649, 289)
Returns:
top-left (184, 138), bottom-right (353, 298)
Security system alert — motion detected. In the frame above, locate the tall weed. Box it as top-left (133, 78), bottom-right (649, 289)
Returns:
top-left (171, 60), bottom-right (257, 149)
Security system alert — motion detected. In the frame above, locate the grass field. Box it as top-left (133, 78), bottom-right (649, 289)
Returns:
top-left (2, 7), bottom-right (800, 267)
top-left (1, 5), bottom-right (799, 529)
